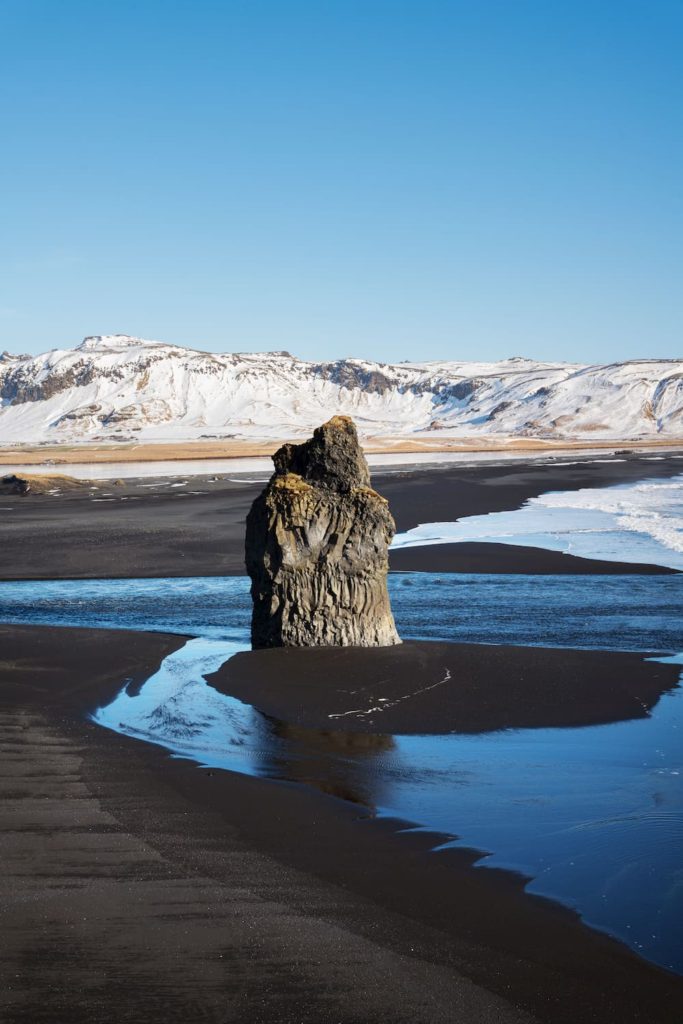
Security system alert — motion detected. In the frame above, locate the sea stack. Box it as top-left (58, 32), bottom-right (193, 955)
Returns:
top-left (245, 415), bottom-right (401, 649)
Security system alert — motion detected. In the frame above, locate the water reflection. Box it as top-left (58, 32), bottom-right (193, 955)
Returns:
top-left (263, 718), bottom-right (394, 809)
top-left (92, 636), bottom-right (683, 975)
top-left (95, 638), bottom-right (394, 813)
top-left (5, 575), bottom-right (683, 975)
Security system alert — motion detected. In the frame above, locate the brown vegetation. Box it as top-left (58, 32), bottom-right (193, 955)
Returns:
top-left (0, 473), bottom-right (83, 495)
top-left (1, 434), bottom-right (683, 467)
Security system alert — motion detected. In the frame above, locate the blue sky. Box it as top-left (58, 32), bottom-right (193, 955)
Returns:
top-left (1, 0), bottom-right (681, 362)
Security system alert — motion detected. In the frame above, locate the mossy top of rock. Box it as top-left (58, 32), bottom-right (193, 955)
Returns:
top-left (271, 472), bottom-right (314, 495)
top-left (272, 416), bottom-right (370, 493)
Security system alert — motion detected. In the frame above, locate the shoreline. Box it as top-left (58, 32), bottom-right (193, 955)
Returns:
top-left (0, 452), bottom-right (681, 580)
top-left (1, 622), bottom-right (682, 1023)
top-left (390, 541), bottom-right (678, 574)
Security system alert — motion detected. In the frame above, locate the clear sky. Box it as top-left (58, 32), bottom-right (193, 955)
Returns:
top-left (1, 0), bottom-right (681, 362)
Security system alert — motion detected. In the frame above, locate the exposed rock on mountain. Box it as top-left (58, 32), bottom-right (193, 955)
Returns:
top-left (0, 335), bottom-right (682, 444)
top-left (246, 416), bottom-right (401, 649)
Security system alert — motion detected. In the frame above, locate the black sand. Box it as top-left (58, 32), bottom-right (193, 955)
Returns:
top-left (2, 623), bottom-right (683, 1024)
top-left (0, 452), bottom-right (681, 579)
top-left (2, 452), bottom-right (683, 1021)
top-left (211, 640), bottom-right (681, 734)
top-left (389, 540), bottom-right (677, 573)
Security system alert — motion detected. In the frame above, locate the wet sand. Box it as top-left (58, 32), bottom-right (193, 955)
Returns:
top-left (389, 541), bottom-right (676, 574)
top-left (2, 623), bottom-right (682, 1024)
top-left (212, 640), bottom-right (682, 734)
top-left (0, 452), bottom-right (681, 579)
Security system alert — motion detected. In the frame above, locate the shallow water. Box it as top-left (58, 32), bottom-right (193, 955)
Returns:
top-left (2, 572), bottom-right (682, 973)
top-left (393, 472), bottom-right (683, 570)
top-left (2, 572), bottom-right (682, 651)
top-left (89, 633), bottom-right (682, 975)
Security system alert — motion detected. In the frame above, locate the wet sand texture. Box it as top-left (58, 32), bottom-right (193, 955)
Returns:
top-left (211, 639), bottom-right (681, 734)
top-left (0, 454), bottom-right (680, 579)
top-left (1, 623), bottom-right (682, 1023)
top-left (389, 540), bottom-right (675, 574)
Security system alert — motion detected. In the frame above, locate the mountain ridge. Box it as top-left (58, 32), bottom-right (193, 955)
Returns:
top-left (0, 335), bottom-right (681, 444)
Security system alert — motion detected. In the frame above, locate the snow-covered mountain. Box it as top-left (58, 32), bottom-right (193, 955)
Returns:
top-left (0, 335), bottom-right (681, 445)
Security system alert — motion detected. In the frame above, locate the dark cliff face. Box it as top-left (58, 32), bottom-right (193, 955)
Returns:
top-left (245, 416), bottom-right (401, 649)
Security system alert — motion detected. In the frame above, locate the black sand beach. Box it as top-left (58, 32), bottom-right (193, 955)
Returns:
top-left (2, 452), bottom-right (683, 1022)
top-left (2, 623), bottom-right (683, 1024)
top-left (0, 452), bottom-right (681, 579)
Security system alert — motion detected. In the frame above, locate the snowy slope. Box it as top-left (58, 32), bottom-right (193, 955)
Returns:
top-left (0, 335), bottom-right (681, 444)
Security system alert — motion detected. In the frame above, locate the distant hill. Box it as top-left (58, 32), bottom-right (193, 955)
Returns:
top-left (0, 334), bottom-right (681, 444)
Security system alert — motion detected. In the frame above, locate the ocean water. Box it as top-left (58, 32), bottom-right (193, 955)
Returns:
top-left (1, 572), bottom-right (682, 651)
top-left (392, 473), bottom-right (683, 571)
top-left (1, 572), bottom-right (682, 974)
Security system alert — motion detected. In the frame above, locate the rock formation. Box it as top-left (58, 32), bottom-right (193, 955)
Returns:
top-left (0, 474), bottom-right (31, 495)
top-left (0, 473), bottom-right (81, 496)
top-left (245, 416), bottom-right (401, 649)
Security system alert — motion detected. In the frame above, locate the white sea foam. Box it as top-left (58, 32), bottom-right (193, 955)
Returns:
top-left (392, 473), bottom-right (683, 570)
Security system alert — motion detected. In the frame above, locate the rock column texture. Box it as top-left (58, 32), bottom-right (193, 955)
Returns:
top-left (245, 416), bottom-right (401, 649)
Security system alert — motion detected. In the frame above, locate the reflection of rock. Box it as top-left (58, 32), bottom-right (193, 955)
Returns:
top-left (266, 716), bottom-right (394, 810)
top-left (245, 416), bottom-right (401, 649)
top-left (270, 719), bottom-right (395, 754)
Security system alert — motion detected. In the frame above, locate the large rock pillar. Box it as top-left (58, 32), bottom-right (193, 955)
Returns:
top-left (245, 416), bottom-right (401, 649)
